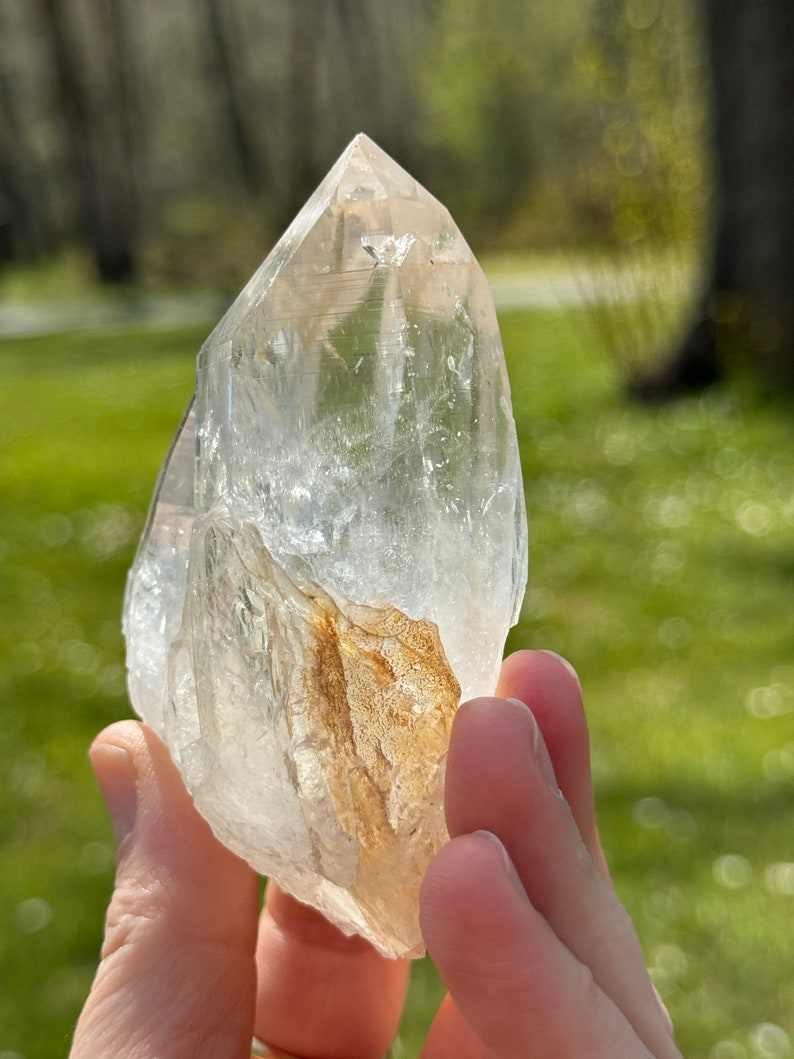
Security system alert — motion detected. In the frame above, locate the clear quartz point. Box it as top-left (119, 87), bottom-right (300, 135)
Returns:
top-left (123, 133), bottom-right (527, 958)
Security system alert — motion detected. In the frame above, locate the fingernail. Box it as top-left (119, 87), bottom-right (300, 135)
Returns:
top-left (538, 649), bottom-right (581, 688)
top-left (506, 698), bottom-right (564, 797)
top-left (89, 742), bottom-right (138, 842)
top-left (473, 830), bottom-right (526, 896)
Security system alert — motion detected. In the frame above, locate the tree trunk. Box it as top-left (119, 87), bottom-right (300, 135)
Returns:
top-left (37, 0), bottom-right (138, 282)
top-left (0, 57), bottom-right (51, 258)
top-left (279, 0), bottom-right (321, 228)
top-left (633, 0), bottom-right (794, 398)
top-left (199, 0), bottom-right (265, 198)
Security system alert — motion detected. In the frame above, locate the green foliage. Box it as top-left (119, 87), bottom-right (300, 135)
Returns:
top-left (1, 312), bottom-right (792, 1057)
top-left (421, 0), bottom-right (710, 253)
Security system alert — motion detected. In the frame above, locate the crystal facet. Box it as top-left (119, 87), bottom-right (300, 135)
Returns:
top-left (123, 134), bottom-right (527, 958)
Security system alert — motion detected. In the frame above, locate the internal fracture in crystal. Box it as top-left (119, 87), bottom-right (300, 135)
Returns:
top-left (124, 134), bottom-right (527, 958)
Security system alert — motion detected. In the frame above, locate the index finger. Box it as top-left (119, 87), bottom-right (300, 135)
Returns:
top-left (496, 648), bottom-right (608, 876)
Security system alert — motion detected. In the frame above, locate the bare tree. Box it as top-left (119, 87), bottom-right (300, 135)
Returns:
top-left (280, 0), bottom-right (322, 225)
top-left (0, 43), bottom-right (50, 258)
top-left (35, 0), bottom-right (138, 282)
top-left (199, 0), bottom-right (266, 198)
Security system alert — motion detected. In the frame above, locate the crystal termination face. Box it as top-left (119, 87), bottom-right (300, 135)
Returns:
top-left (124, 134), bottom-right (527, 958)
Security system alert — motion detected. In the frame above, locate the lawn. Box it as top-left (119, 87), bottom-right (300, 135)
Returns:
top-left (0, 311), bottom-right (792, 1058)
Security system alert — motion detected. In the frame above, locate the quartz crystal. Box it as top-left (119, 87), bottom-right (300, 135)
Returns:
top-left (123, 134), bottom-right (527, 958)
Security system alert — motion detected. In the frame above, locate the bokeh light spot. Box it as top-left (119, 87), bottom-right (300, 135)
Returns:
top-left (14, 898), bottom-right (53, 934)
top-left (749, 1023), bottom-right (792, 1059)
top-left (713, 854), bottom-right (753, 890)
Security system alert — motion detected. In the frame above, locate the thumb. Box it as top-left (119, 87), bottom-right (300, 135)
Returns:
top-left (70, 721), bottom-right (260, 1059)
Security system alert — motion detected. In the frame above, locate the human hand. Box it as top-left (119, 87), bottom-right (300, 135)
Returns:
top-left (419, 649), bottom-right (682, 1058)
top-left (70, 650), bottom-right (681, 1058)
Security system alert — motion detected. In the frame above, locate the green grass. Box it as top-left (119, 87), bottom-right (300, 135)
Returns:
top-left (1, 313), bottom-right (793, 1058)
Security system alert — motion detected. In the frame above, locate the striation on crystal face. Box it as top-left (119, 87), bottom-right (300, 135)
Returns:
top-left (123, 133), bottom-right (527, 958)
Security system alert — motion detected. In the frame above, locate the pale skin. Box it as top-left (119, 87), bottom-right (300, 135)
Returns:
top-left (70, 649), bottom-right (683, 1059)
